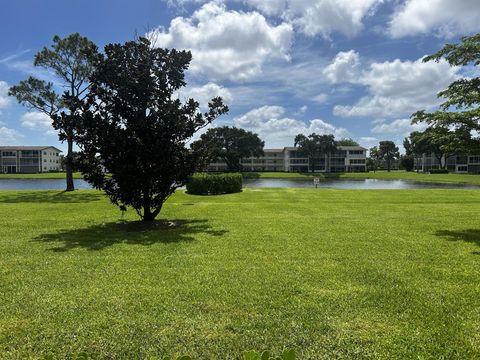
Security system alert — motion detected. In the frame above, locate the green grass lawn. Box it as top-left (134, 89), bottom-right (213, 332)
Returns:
top-left (0, 172), bottom-right (83, 179)
top-left (243, 170), bottom-right (480, 185)
top-left (1, 189), bottom-right (479, 359)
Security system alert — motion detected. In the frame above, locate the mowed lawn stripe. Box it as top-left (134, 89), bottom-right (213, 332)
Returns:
top-left (0, 189), bottom-right (479, 359)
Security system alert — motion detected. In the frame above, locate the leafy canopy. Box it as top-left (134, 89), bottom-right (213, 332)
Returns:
top-left (8, 33), bottom-right (97, 191)
top-left (77, 38), bottom-right (228, 221)
top-left (294, 133), bottom-right (337, 172)
top-left (194, 126), bottom-right (264, 172)
top-left (412, 33), bottom-right (480, 134)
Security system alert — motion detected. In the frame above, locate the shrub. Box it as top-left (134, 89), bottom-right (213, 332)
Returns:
top-left (430, 169), bottom-right (449, 174)
top-left (186, 173), bottom-right (242, 195)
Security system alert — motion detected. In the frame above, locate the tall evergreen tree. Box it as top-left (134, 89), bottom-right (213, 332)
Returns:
top-left (9, 33), bottom-right (97, 191)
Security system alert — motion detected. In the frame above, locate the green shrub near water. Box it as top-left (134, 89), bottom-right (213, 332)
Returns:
top-left (186, 173), bottom-right (242, 195)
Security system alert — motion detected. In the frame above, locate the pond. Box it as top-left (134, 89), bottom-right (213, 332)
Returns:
top-left (0, 178), bottom-right (479, 190)
top-left (243, 178), bottom-right (480, 189)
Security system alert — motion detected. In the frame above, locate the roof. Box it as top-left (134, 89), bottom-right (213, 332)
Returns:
top-left (0, 146), bottom-right (63, 152)
top-left (264, 148), bottom-right (284, 152)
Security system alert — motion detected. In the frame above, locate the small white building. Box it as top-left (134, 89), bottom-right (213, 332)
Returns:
top-left (0, 146), bottom-right (62, 174)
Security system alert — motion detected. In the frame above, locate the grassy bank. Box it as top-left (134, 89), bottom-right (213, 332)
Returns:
top-left (0, 172), bottom-right (83, 179)
top-left (0, 189), bottom-right (479, 358)
top-left (243, 170), bottom-right (480, 185)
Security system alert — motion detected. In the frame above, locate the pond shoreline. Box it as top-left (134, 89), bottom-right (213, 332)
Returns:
top-left (1, 177), bottom-right (480, 190)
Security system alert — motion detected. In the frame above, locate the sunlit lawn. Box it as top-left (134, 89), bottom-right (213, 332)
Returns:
top-left (0, 189), bottom-right (479, 359)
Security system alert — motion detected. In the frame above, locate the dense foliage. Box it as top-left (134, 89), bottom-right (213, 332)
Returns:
top-left (336, 138), bottom-right (359, 146)
top-left (407, 127), bottom-right (475, 169)
top-left (378, 141), bottom-right (399, 172)
top-left (9, 33), bottom-right (97, 191)
top-left (193, 126), bottom-right (264, 172)
top-left (411, 33), bottom-right (480, 143)
top-left (294, 133), bottom-right (337, 172)
top-left (76, 38), bottom-right (228, 221)
top-left (186, 173), bottom-right (242, 195)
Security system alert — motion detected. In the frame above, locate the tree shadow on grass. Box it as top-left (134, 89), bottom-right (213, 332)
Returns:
top-left (0, 190), bottom-right (103, 204)
top-left (435, 229), bottom-right (480, 255)
top-left (33, 219), bottom-right (227, 252)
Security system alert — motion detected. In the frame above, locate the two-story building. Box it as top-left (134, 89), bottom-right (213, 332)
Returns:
top-left (0, 146), bottom-right (62, 174)
top-left (414, 153), bottom-right (480, 173)
top-left (207, 145), bottom-right (367, 172)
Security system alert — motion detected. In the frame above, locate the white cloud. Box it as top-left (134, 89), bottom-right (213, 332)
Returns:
top-left (333, 57), bottom-right (459, 118)
top-left (150, 1), bottom-right (293, 81)
top-left (371, 118), bottom-right (427, 135)
top-left (165, 0), bottom-right (382, 38)
top-left (0, 126), bottom-right (23, 145)
top-left (234, 105), bottom-right (348, 147)
top-left (244, 0), bottom-right (287, 15)
top-left (389, 0), bottom-right (480, 38)
top-left (283, 0), bottom-right (383, 38)
top-left (21, 112), bottom-right (55, 134)
top-left (313, 93), bottom-right (329, 104)
top-left (358, 136), bottom-right (378, 149)
top-left (323, 50), bottom-right (360, 84)
top-left (178, 82), bottom-right (233, 109)
top-left (0, 81), bottom-right (11, 109)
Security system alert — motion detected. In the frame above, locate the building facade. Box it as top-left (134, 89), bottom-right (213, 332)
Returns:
top-left (207, 146), bottom-right (367, 172)
top-left (414, 153), bottom-right (480, 173)
top-left (0, 146), bottom-right (62, 174)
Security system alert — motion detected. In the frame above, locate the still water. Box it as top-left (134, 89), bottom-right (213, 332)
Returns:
top-left (0, 178), bottom-right (479, 190)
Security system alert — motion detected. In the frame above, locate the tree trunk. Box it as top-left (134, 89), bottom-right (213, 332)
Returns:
top-left (387, 159), bottom-right (391, 172)
top-left (65, 137), bottom-right (75, 192)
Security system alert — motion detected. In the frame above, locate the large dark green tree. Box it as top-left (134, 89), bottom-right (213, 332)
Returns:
top-left (9, 33), bottom-right (97, 191)
top-left (412, 33), bottom-right (480, 137)
top-left (378, 141), bottom-right (399, 172)
top-left (193, 126), bottom-right (264, 172)
top-left (76, 38), bottom-right (228, 221)
top-left (294, 133), bottom-right (337, 172)
top-left (336, 138), bottom-right (359, 146)
top-left (409, 126), bottom-right (476, 169)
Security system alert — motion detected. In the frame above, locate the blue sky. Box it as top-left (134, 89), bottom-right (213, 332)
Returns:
top-left (1, 0), bottom-right (479, 152)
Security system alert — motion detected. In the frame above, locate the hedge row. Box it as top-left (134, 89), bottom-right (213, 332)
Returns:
top-left (430, 169), bottom-right (449, 174)
top-left (186, 173), bottom-right (243, 195)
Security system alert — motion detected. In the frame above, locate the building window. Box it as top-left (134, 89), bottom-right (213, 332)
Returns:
top-left (469, 156), bottom-right (480, 164)
top-left (2, 151), bottom-right (16, 157)
top-left (349, 150), bottom-right (364, 155)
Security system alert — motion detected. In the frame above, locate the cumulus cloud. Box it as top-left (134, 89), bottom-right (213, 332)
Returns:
top-left (283, 0), bottom-right (382, 38)
top-left (333, 57), bottom-right (459, 118)
top-left (150, 1), bottom-right (293, 81)
top-left (323, 50), bottom-right (360, 84)
top-left (0, 81), bottom-right (11, 109)
top-left (21, 112), bottom-right (55, 134)
top-left (0, 126), bottom-right (23, 145)
top-left (389, 0), bottom-right (480, 38)
top-left (178, 82), bottom-right (233, 109)
top-left (165, 0), bottom-right (382, 38)
top-left (371, 118), bottom-right (428, 135)
top-left (234, 105), bottom-right (348, 147)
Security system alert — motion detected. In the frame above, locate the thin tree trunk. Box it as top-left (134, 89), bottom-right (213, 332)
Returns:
top-left (65, 137), bottom-right (75, 192)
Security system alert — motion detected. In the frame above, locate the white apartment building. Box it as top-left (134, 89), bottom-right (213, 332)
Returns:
top-left (207, 146), bottom-right (367, 172)
top-left (0, 146), bottom-right (62, 174)
top-left (414, 153), bottom-right (480, 173)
